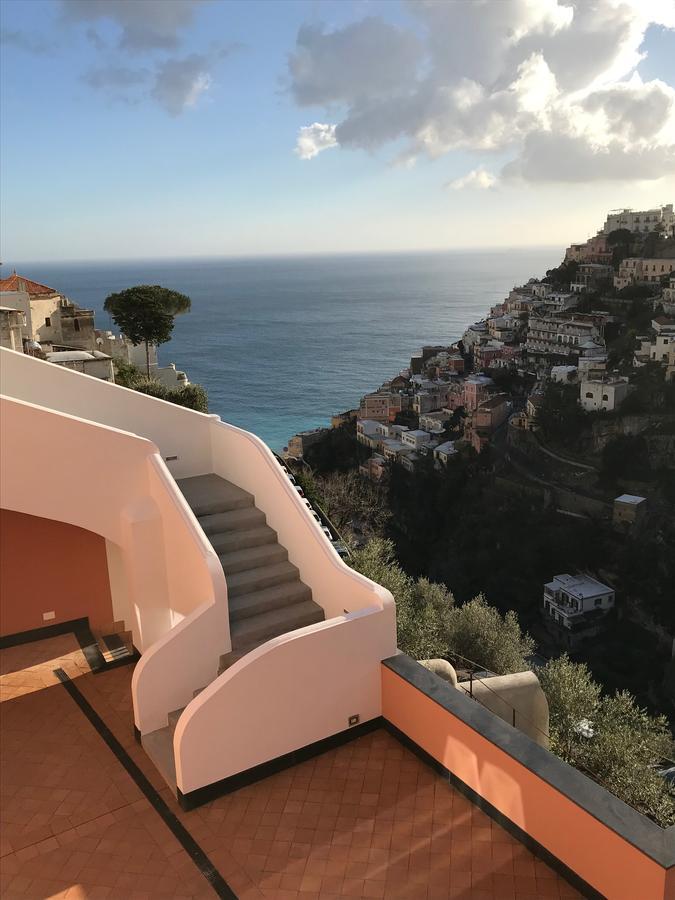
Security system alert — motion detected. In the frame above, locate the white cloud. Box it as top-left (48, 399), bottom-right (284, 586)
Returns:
top-left (446, 168), bottom-right (498, 190)
top-left (287, 0), bottom-right (675, 183)
top-left (295, 123), bottom-right (338, 160)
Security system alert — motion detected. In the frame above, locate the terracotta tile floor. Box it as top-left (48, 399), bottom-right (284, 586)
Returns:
top-left (0, 638), bottom-right (582, 899)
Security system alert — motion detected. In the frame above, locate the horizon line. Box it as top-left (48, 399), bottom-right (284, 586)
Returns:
top-left (2, 243), bottom-right (564, 266)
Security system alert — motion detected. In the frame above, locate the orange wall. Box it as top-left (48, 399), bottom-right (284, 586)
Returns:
top-left (382, 665), bottom-right (671, 900)
top-left (0, 509), bottom-right (114, 636)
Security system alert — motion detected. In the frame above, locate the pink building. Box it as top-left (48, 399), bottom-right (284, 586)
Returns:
top-left (462, 374), bottom-right (494, 411)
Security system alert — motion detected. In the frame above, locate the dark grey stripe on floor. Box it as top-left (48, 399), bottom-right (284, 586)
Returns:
top-left (53, 667), bottom-right (237, 900)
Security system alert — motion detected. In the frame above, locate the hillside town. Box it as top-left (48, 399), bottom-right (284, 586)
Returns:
top-left (285, 204), bottom-right (675, 662)
top-left (286, 203), bottom-right (675, 473)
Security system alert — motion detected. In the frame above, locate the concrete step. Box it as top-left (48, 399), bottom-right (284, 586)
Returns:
top-left (230, 599), bottom-right (325, 650)
top-left (141, 726), bottom-right (176, 792)
top-left (219, 543), bottom-right (288, 575)
top-left (198, 506), bottom-right (266, 536)
top-left (209, 525), bottom-right (277, 555)
top-left (229, 580), bottom-right (312, 623)
top-left (227, 560), bottom-right (300, 598)
top-left (167, 707), bottom-right (185, 734)
top-left (177, 474), bottom-right (254, 516)
top-left (217, 648), bottom-right (250, 676)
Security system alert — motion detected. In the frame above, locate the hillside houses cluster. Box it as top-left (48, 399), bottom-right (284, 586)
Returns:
top-left (337, 205), bottom-right (675, 477)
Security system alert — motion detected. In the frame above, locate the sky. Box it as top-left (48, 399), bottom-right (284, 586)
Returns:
top-left (1, 0), bottom-right (675, 262)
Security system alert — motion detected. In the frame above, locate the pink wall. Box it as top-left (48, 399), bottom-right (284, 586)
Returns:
top-left (0, 509), bottom-right (114, 636)
top-left (382, 664), bottom-right (672, 900)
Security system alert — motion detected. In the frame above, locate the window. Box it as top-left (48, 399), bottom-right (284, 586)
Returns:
top-left (595, 597), bottom-right (602, 606)
top-left (45, 317), bottom-right (51, 327)
top-left (74, 320), bottom-right (81, 332)
top-left (602, 394), bottom-right (609, 401)
top-left (585, 392), bottom-right (593, 398)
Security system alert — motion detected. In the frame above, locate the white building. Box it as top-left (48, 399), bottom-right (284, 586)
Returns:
top-left (543, 574), bottom-right (615, 646)
top-left (401, 429), bottom-right (433, 450)
top-left (433, 441), bottom-right (457, 465)
top-left (551, 365), bottom-right (577, 383)
top-left (45, 350), bottom-right (115, 382)
top-left (580, 378), bottom-right (630, 412)
top-left (356, 419), bottom-right (380, 448)
top-left (603, 204), bottom-right (675, 235)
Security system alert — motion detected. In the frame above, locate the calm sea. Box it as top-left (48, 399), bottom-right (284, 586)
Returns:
top-left (11, 249), bottom-right (557, 449)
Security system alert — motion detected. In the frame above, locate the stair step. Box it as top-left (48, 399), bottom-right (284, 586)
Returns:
top-left (177, 474), bottom-right (254, 516)
top-left (227, 560), bottom-right (300, 598)
top-left (167, 707), bottom-right (185, 733)
top-left (218, 648), bottom-right (250, 676)
top-left (230, 599), bottom-right (325, 650)
top-left (229, 580), bottom-right (312, 623)
top-left (209, 525), bottom-right (277, 555)
top-left (219, 543), bottom-right (288, 575)
top-left (141, 726), bottom-right (176, 791)
top-left (198, 506), bottom-right (266, 536)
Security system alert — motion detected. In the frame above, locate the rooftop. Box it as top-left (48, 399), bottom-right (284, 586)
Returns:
top-left (615, 494), bottom-right (647, 505)
top-left (548, 573), bottom-right (612, 599)
top-left (0, 272), bottom-right (58, 295)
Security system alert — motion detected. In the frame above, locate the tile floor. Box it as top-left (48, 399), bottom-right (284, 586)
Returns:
top-left (0, 635), bottom-right (582, 900)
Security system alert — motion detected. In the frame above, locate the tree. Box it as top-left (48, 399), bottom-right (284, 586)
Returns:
top-left (350, 538), bottom-right (455, 660)
top-left (537, 655), bottom-right (601, 758)
top-left (112, 360), bottom-right (208, 412)
top-left (445, 596), bottom-right (534, 675)
top-left (606, 228), bottom-right (633, 247)
top-left (599, 434), bottom-right (651, 487)
top-left (535, 381), bottom-right (589, 447)
top-left (537, 656), bottom-right (675, 826)
top-left (351, 540), bottom-right (534, 673)
top-left (104, 285), bottom-right (191, 375)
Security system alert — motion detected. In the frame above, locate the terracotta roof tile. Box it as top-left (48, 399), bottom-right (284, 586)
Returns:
top-left (0, 272), bottom-right (58, 295)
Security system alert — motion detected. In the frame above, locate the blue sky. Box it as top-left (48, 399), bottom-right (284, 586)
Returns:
top-left (1, 0), bottom-right (674, 261)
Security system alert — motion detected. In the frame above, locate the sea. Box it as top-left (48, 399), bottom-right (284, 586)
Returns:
top-left (11, 249), bottom-right (558, 450)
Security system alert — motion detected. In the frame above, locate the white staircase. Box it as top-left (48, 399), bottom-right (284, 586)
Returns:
top-left (141, 473), bottom-right (325, 790)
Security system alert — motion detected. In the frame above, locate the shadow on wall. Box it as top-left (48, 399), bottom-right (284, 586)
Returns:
top-left (0, 509), bottom-right (114, 638)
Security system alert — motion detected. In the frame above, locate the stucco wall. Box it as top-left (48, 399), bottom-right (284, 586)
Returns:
top-left (382, 663), bottom-right (673, 900)
top-left (0, 509), bottom-right (114, 636)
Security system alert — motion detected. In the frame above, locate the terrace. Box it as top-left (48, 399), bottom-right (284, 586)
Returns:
top-left (2, 629), bottom-right (674, 899)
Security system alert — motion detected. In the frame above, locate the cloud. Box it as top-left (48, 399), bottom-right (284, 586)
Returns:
top-left (0, 29), bottom-right (54, 54)
top-left (61, 0), bottom-right (205, 51)
top-left (82, 66), bottom-right (150, 91)
top-left (289, 18), bottom-right (422, 107)
top-left (151, 54), bottom-right (212, 116)
top-left (287, 0), bottom-right (675, 183)
top-left (446, 168), bottom-right (498, 190)
top-left (295, 123), bottom-right (338, 160)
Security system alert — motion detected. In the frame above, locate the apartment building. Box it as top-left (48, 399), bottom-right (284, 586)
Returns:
top-left (358, 388), bottom-right (408, 422)
top-left (526, 314), bottom-right (601, 366)
top-left (45, 349), bottom-right (115, 382)
top-left (570, 264), bottom-right (614, 294)
top-left (463, 374), bottom-right (494, 411)
top-left (564, 233), bottom-right (613, 264)
top-left (603, 204), bottom-right (675, 235)
top-left (614, 258), bottom-right (675, 290)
